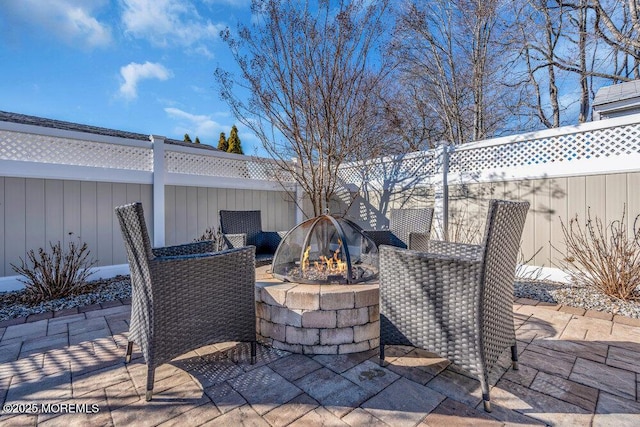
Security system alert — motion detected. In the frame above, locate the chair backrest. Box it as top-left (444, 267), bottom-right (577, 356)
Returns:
top-left (480, 199), bottom-right (530, 290)
top-left (115, 202), bottom-right (154, 288)
top-left (219, 210), bottom-right (263, 246)
top-left (390, 208), bottom-right (434, 246)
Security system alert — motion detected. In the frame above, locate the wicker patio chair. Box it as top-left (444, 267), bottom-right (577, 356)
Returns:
top-left (364, 207), bottom-right (434, 251)
top-left (219, 210), bottom-right (287, 266)
top-left (378, 199), bottom-right (529, 412)
top-left (115, 202), bottom-right (257, 401)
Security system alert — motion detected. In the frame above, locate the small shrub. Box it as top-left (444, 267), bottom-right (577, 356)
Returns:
top-left (433, 206), bottom-right (483, 244)
top-left (11, 237), bottom-right (98, 303)
top-left (558, 208), bottom-right (640, 301)
top-left (515, 246), bottom-right (544, 280)
top-left (194, 226), bottom-right (220, 249)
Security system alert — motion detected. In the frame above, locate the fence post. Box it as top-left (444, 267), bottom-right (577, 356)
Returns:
top-left (151, 135), bottom-right (166, 247)
top-left (295, 184), bottom-right (305, 224)
top-left (433, 143), bottom-right (450, 239)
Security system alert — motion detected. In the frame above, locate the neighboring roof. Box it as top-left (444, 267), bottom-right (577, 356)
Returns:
top-left (593, 80), bottom-right (640, 107)
top-left (0, 110), bottom-right (218, 151)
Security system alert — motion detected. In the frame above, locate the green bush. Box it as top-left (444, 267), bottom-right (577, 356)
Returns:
top-left (11, 238), bottom-right (97, 303)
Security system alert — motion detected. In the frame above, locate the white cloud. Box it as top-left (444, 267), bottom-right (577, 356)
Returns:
top-left (119, 62), bottom-right (172, 100)
top-left (164, 107), bottom-right (222, 139)
top-left (120, 0), bottom-right (224, 50)
top-left (3, 0), bottom-right (112, 48)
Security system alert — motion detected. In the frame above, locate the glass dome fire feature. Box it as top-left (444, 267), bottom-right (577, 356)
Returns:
top-left (272, 215), bottom-right (379, 284)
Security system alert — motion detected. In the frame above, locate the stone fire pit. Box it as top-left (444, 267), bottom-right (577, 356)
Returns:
top-left (255, 266), bottom-right (380, 355)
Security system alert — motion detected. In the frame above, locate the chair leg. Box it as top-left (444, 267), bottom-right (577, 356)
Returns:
top-left (511, 344), bottom-right (519, 370)
top-left (251, 341), bottom-right (257, 365)
top-left (125, 341), bottom-right (134, 363)
top-left (146, 366), bottom-right (155, 401)
top-left (379, 344), bottom-right (385, 366)
top-left (481, 378), bottom-right (491, 412)
top-left (483, 396), bottom-right (492, 412)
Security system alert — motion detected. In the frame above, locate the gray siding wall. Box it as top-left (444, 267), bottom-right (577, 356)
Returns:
top-left (1, 178), bottom-right (297, 277)
top-left (1, 177), bottom-right (152, 276)
top-left (447, 172), bottom-right (640, 268)
top-left (164, 186), bottom-right (297, 245)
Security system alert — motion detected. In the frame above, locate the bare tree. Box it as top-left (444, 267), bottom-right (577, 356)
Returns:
top-left (391, 0), bottom-right (512, 145)
top-left (215, 0), bottom-right (392, 216)
top-left (593, 0), bottom-right (640, 79)
top-left (508, 0), bottom-right (640, 128)
top-left (509, 0), bottom-right (566, 128)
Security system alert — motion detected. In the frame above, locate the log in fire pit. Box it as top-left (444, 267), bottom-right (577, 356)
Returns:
top-left (271, 214), bottom-right (379, 284)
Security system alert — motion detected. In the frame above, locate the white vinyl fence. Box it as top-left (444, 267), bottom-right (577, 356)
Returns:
top-left (3, 112), bottom-right (640, 291)
top-left (336, 113), bottom-right (640, 281)
top-left (0, 119), bottom-right (300, 291)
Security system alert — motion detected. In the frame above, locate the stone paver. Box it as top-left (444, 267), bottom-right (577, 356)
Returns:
top-left (1, 298), bottom-right (640, 426)
top-left (361, 377), bottom-right (446, 426)
top-left (529, 371), bottom-right (598, 411)
top-left (422, 398), bottom-right (502, 426)
top-left (593, 392), bottom-right (640, 427)
top-left (569, 357), bottom-right (637, 400)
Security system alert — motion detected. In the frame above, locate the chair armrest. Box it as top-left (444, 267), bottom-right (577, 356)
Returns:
top-left (364, 230), bottom-right (405, 248)
top-left (221, 233), bottom-right (246, 250)
top-left (379, 245), bottom-right (483, 295)
top-left (425, 240), bottom-right (483, 261)
top-left (408, 232), bottom-right (430, 251)
top-left (261, 231), bottom-right (287, 254)
top-left (152, 240), bottom-right (216, 257)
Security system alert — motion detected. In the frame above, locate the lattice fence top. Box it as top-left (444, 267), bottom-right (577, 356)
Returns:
top-left (338, 151), bottom-right (439, 188)
top-left (449, 123), bottom-right (640, 174)
top-left (0, 128), bottom-right (294, 182)
top-left (0, 130), bottom-right (152, 171)
top-left (4, 114), bottom-right (640, 187)
top-left (166, 151), bottom-right (294, 182)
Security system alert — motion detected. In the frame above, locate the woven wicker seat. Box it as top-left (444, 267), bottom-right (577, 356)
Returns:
top-left (378, 199), bottom-right (529, 412)
top-left (364, 207), bottom-right (434, 251)
top-left (115, 202), bottom-right (257, 401)
top-left (219, 210), bottom-right (287, 267)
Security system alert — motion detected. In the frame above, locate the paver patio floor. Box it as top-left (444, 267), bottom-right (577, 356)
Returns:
top-left (1, 298), bottom-right (639, 426)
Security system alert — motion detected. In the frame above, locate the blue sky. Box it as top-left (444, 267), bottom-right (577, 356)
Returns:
top-left (0, 0), bottom-right (264, 154)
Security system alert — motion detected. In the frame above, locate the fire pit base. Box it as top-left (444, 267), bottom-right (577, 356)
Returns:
top-left (255, 266), bottom-right (380, 355)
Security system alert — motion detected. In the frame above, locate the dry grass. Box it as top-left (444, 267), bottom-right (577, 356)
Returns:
top-left (433, 207), bottom-right (483, 244)
top-left (10, 238), bottom-right (97, 303)
top-left (559, 208), bottom-right (640, 301)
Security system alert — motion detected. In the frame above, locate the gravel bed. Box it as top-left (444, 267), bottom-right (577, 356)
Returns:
top-left (515, 279), bottom-right (640, 318)
top-left (0, 276), bottom-right (131, 322)
top-left (1, 275), bottom-right (639, 322)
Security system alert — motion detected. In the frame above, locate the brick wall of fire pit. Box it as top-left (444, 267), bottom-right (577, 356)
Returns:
top-left (255, 267), bottom-right (380, 355)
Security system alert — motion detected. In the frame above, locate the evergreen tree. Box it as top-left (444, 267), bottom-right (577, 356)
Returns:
top-left (183, 133), bottom-right (192, 143)
top-left (227, 125), bottom-right (244, 155)
top-left (217, 132), bottom-right (228, 151)
top-left (195, 136), bottom-right (201, 144)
